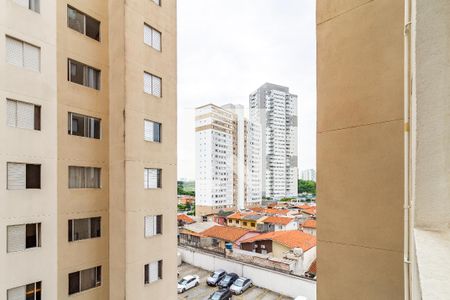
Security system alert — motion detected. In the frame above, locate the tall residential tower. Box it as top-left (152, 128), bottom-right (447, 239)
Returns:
top-left (249, 83), bottom-right (298, 199)
top-left (0, 0), bottom-right (177, 299)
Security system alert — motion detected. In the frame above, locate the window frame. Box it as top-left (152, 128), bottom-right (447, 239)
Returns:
top-left (67, 5), bottom-right (101, 41)
top-left (68, 217), bottom-right (101, 242)
top-left (7, 223), bottom-right (41, 253)
top-left (144, 119), bottom-right (161, 143)
top-left (68, 266), bottom-right (102, 295)
top-left (144, 260), bottom-right (163, 285)
top-left (5, 35), bottom-right (41, 71)
top-left (144, 168), bottom-right (162, 189)
top-left (6, 98), bottom-right (41, 131)
top-left (143, 71), bottom-right (162, 97)
top-left (143, 23), bottom-right (161, 51)
top-left (68, 166), bottom-right (101, 189)
top-left (68, 112), bottom-right (101, 139)
top-left (7, 281), bottom-right (41, 300)
top-left (67, 59), bottom-right (101, 90)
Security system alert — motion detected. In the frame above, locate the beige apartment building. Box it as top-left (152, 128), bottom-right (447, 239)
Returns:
top-left (317, 0), bottom-right (449, 299)
top-left (1, 0), bottom-right (177, 299)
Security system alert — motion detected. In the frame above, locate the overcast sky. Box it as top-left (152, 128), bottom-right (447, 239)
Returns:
top-left (177, 0), bottom-right (316, 180)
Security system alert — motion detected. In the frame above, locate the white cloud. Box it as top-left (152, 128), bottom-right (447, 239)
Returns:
top-left (177, 0), bottom-right (317, 180)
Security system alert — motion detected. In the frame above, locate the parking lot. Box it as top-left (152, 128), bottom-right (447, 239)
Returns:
top-left (177, 263), bottom-right (293, 300)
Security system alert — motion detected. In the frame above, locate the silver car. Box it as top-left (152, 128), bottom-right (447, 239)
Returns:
top-left (229, 277), bottom-right (252, 295)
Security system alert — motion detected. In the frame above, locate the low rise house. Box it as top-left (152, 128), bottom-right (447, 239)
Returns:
top-left (258, 216), bottom-right (298, 232)
top-left (178, 221), bottom-right (218, 248)
top-left (302, 219), bottom-right (317, 236)
top-left (177, 214), bottom-right (195, 227)
top-left (226, 212), bottom-right (265, 229)
top-left (200, 225), bottom-right (258, 251)
top-left (305, 259), bottom-right (317, 279)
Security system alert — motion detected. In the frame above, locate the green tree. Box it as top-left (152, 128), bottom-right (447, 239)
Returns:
top-left (298, 179), bottom-right (316, 194)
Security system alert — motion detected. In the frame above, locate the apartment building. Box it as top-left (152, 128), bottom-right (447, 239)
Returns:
top-left (317, 0), bottom-right (449, 299)
top-left (300, 169), bottom-right (316, 182)
top-left (0, 0), bottom-right (177, 299)
top-left (249, 83), bottom-right (298, 199)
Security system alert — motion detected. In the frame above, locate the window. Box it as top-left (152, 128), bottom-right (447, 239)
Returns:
top-left (144, 24), bottom-right (161, 51)
top-left (14, 0), bottom-right (39, 13)
top-left (67, 6), bottom-right (100, 41)
top-left (68, 266), bottom-right (101, 295)
top-left (152, 0), bottom-right (161, 6)
top-left (7, 162), bottom-right (40, 189)
top-left (68, 59), bottom-right (100, 90)
top-left (7, 223), bottom-right (41, 253)
top-left (144, 120), bottom-right (161, 142)
top-left (144, 215), bottom-right (162, 237)
top-left (7, 99), bottom-right (41, 130)
top-left (243, 222), bottom-right (248, 226)
top-left (5, 36), bottom-right (40, 71)
top-left (7, 281), bottom-right (41, 300)
top-left (144, 72), bottom-right (161, 97)
top-left (68, 217), bottom-right (101, 242)
top-left (68, 112), bottom-right (100, 139)
top-left (144, 168), bottom-right (161, 189)
top-left (68, 166), bottom-right (101, 188)
top-left (144, 260), bottom-right (162, 284)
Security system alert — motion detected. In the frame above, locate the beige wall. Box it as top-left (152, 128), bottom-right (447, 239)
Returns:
top-left (317, 0), bottom-right (405, 299)
top-left (0, 0), bottom-right (58, 298)
top-left (109, 0), bottom-right (177, 299)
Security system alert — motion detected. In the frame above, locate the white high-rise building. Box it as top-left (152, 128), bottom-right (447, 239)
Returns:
top-left (249, 83), bottom-right (298, 199)
top-left (195, 103), bottom-right (262, 216)
top-left (300, 169), bottom-right (316, 181)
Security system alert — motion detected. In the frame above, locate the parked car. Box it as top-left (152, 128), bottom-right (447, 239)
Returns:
top-left (177, 275), bottom-right (199, 293)
top-left (217, 272), bottom-right (239, 289)
top-left (230, 277), bottom-right (252, 295)
top-left (206, 269), bottom-right (227, 286)
top-left (208, 288), bottom-right (232, 300)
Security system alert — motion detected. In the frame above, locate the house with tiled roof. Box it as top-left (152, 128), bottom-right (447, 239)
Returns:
top-left (178, 221), bottom-right (217, 248)
top-left (305, 259), bottom-right (317, 279)
top-left (226, 212), bottom-right (265, 230)
top-left (177, 214), bottom-right (195, 227)
top-left (240, 230), bottom-right (316, 260)
top-left (257, 216), bottom-right (299, 232)
top-left (200, 225), bottom-right (259, 250)
top-left (302, 219), bottom-right (317, 236)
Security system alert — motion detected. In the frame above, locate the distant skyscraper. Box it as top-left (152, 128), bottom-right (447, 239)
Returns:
top-left (249, 83), bottom-right (298, 199)
top-left (195, 103), bottom-right (262, 216)
top-left (300, 169), bottom-right (316, 182)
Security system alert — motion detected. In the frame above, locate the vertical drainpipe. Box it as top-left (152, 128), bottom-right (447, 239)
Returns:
top-left (403, 0), bottom-right (413, 298)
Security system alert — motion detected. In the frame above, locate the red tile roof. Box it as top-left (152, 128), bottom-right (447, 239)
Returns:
top-left (249, 207), bottom-right (265, 213)
top-left (302, 208), bottom-right (316, 215)
top-left (177, 214), bottom-right (195, 224)
top-left (265, 208), bottom-right (290, 215)
top-left (262, 216), bottom-right (294, 225)
top-left (297, 204), bottom-right (312, 209)
top-left (241, 230), bottom-right (316, 251)
top-left (302, 220), bottom-right (317, 229)
top-left (179, 229), bottom-right (204, 238)
top-left (201, 225), bottom-right (250, 242)
top-left (308, 259), bottom-right (317, 274)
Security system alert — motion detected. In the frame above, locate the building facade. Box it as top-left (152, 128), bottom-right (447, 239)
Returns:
top-left (300, 169), bottom-right (316, 182)
top-left (0, 0), bottom-right (177, 299)
top-left (249, 83), bottom-right (298, 199)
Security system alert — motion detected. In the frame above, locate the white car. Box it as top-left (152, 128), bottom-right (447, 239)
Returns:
top-left (177, 275), bottom-right (200, 293)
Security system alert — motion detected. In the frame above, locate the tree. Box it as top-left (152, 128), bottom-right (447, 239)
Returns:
top-left (298, 179), bottom-right (316, 194)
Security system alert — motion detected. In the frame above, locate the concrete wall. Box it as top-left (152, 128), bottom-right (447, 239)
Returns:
top-left (178, 246), bottom-right (316, 300)
top-left (0, 0), bottom-right (58, 299)
top-left (317, 0), bottom-right (405, 299)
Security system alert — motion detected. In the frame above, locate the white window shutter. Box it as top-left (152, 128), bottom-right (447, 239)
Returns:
top-left (149, 261), bottom-right (159, 282)
top-left (144, 120), bottom-right (154, 141)
top-left (147, 169), bottom-right (157, 188)
top-left (144, 25), bottom-right (152, 46)
top-left (7, 100), bottom-right (17, 127)
top-left (23, 43), bottom-right (40, 71)
top-left (7, 285), bottom-right (26, 300)
top-left (7, 163), bottom-right (26, 190)
top-left (145, 216), bottom-right (154, 237)
top-left (6, 37), bottom-right (23, 67)
top-left (152, 30), bottom-right (161, 51)
top-left (17, 101), bottom-right (34, 129)
top-left (153, 0), bottom-right (160, 6)
top-left (7, 225), bottom-right (26, 253)
top-left (144, 169), bottom-right (148, 188)
top-left (144, 73), bottom-right (152, 94)
top-left (152, 76), bottom-right (161, 97)
top-left (14, 0), bottom-right (28, 8)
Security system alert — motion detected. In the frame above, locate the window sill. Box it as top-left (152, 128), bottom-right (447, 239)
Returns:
top-left (414, 228), bottom-right (450, 299)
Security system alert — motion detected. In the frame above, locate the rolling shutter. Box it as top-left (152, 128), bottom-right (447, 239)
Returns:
top-left (7, 225), bottom-right (26, 253)
top-left (17, 101), bottom-right (34, 129)
top-left (7, 99), bottom-right (17, 127)
top-left (144, 169), bottom-right (149, 188)
top-left (144, 73), bottom-right (152, 94)
top-left (152, 30), bottom-right (161, 51)
top-left (149, 261), bottom-right (159, 283)
top-left (7, 285), bottom-right (25, 300)
top-left (144, 24), bottom-right (152, 46)
top-left (147, 169), bottom-right (158, 188)
top-left (7, 163), bottom-right (26, 190)
top-left (6, 37), bottom-right (23, 67)
top-left (144, 216), bottom-right (155, 237)
top-left (144, 120), bottom-right (154, 141)
top-left (152, 76), bottom-right (161, 97)
top-left (23, 43), bottom-right (40, 71)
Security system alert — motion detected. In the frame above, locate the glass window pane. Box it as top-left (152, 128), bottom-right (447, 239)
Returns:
top-left (68, 272), bottom-right (80, 295)
top-left (26, 282), bottom-right (36, 300)
top-left (25, 224), bottom-right (37, 248)
top-left (154, 122), bottom-right (161, 142)
top-left (26, 164), bottom-right (41, 189)
top-left (90, 217), bottom-right (101, 238)
top-left (85, 16), bottom-right (100, 41)
top-left (68, 7), bottom-right (85, 34)
top-left (73, 218), bottom-right (90, 241)
top-left (80, 268), bottom-right (96, 291)
top-left (69, 166), bottom-right (85, 188)
top-left (69, 60), bottom-right (84, 85)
